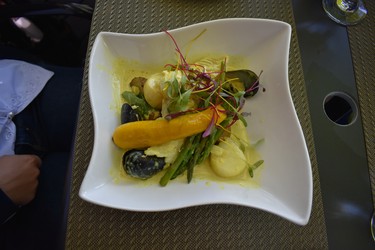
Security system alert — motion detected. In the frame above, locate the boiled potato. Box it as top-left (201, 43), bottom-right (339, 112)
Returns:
top-left (210, 137), bottom-right (247, 178)
top-left (144, 70), bottom-right (184, 110)
top-left (144, 73), bottom-right (164, 109)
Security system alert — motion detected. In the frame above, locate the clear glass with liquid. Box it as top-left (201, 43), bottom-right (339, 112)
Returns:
top-left (322, 0), bottom-right (367, 25)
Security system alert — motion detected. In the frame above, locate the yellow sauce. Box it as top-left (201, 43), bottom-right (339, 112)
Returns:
top-left (109, 55), bottom-right (263, 188)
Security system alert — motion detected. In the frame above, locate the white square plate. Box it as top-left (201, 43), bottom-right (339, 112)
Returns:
top-left (80, 18), bottom-right (312, 225)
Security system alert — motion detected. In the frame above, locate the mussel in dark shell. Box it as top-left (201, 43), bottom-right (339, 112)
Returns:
top-left (225, 69), bottom-right (260, 97)
top-left (121, 103), bottom-right (142, 124)
top-left (122, 150), bottom-right (166, 179)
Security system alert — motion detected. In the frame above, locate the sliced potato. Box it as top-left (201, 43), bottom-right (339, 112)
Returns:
top-left (210, 137), bottom-right (247, 178)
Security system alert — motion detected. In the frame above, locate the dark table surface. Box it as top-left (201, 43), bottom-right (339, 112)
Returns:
top-left (7, 0), bottom-right (374, 249)
top-left (292, 0), bottom-right (373, 249)
top-left (14, 0), bottom-right (369, 249)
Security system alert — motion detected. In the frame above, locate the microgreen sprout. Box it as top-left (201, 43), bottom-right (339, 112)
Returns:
top-left (245, 70), bottom-right (263, 96)
top-left (248, 160), bottom-right (264, 178)
top-left (159, 30), bottom-right (263, 183)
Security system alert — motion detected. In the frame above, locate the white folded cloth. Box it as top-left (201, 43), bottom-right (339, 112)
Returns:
top-left (0, 59), bottom-right (54, 156)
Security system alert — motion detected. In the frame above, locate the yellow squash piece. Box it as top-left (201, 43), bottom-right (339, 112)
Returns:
top-left (113, 106), bottom-right (226, 150)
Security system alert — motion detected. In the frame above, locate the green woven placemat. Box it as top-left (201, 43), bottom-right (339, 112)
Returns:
top-left (347, 1), bottom-right (375, 208)
top-left (66, 0), bottom-right (328, 248)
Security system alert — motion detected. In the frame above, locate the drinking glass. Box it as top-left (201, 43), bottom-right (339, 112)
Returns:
top-left (322, 0), bottom-right (367, 25)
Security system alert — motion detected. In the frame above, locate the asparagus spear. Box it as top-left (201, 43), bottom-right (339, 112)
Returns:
top-left (171, 134), bottom-right (201, 179)
top-left (197, 118), bottom-right (231, 164)
top-left (159, 135), bottom-right (197, 186)
top-left (186, 136), bottom-right (208, 183)
top-left (160, 118), bottom-right (232, 186)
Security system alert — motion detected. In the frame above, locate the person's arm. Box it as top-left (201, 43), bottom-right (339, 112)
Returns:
top-left (0, 155), bottom-right (41, 224)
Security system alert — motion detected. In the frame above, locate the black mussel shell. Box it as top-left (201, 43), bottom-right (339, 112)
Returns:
top-left (121, 103), bottom-right (142, 124)
top-left (122, 150), bottom-right (166, 179)
top-left (225, 70), bottom-right (260, 97)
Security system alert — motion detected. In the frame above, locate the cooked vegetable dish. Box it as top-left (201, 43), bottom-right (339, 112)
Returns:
top-left (112, 31), bottom-right (264, 186)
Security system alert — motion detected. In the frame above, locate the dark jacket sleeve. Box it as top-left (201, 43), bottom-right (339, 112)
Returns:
top-left (0, 189), bottom-right (18, 224)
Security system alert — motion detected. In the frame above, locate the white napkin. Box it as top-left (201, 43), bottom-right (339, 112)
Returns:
top-left (0, 60), bottom-right (54, 156)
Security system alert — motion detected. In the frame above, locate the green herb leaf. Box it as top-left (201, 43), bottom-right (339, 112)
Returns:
top-left (248, 160), bottom-right (264, 178)
top-left (181, 74), bottom-right (188, 85)
top-left (121, 91), bottom-right (152, 118)
top-left (179, 88), bottom-right (193, 108)
top-left (248, 167), bottom-right (254, 178)
top-left (168, 88), bottom-right (193, 113)
top-left (238, 113), bottom-right (248, 127)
